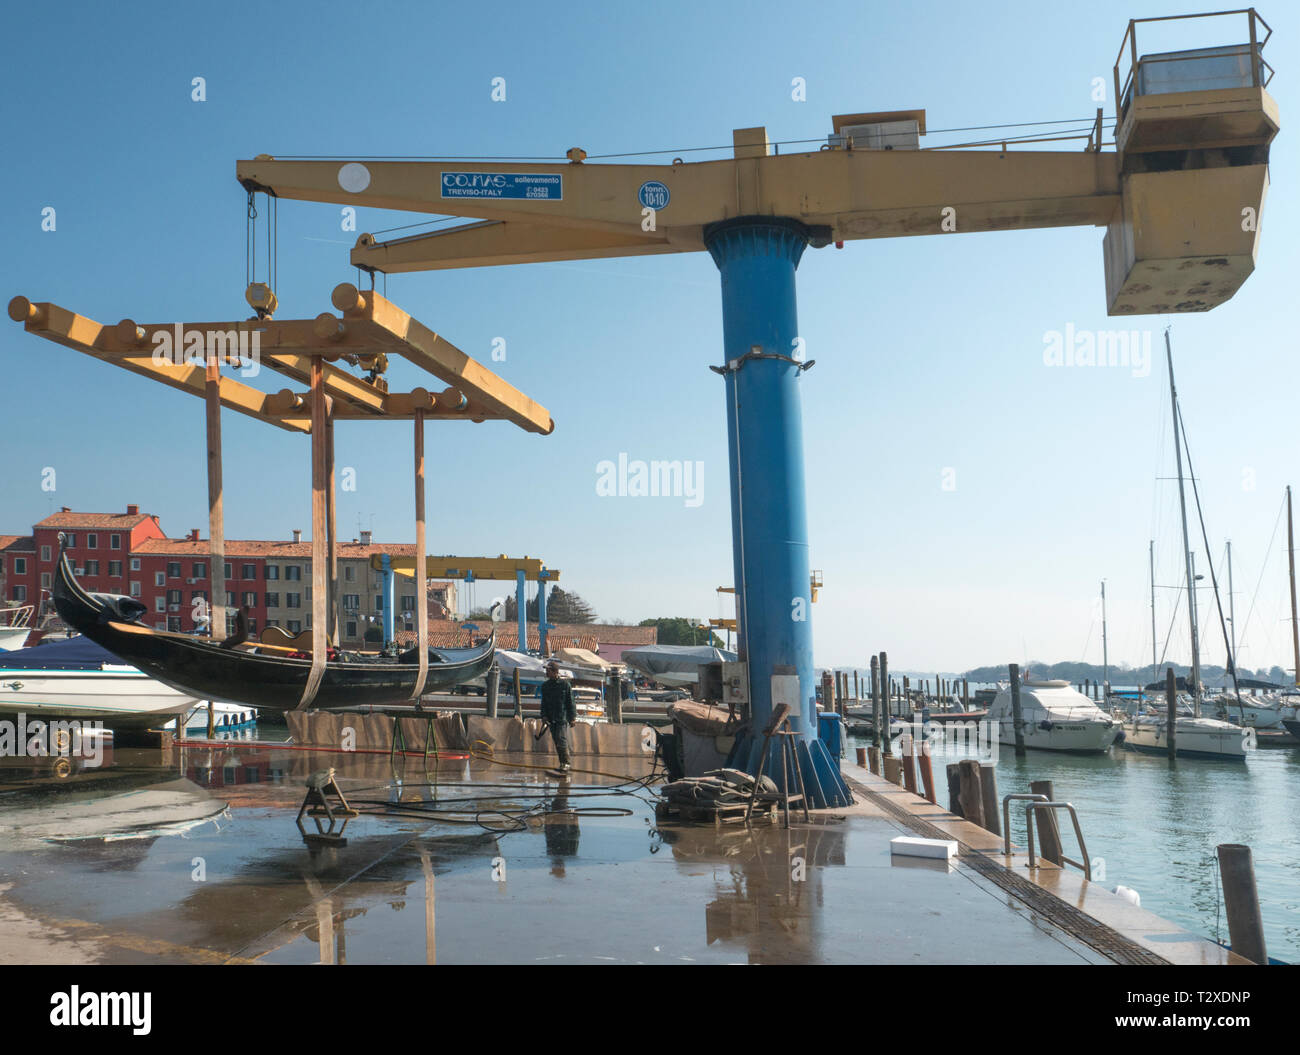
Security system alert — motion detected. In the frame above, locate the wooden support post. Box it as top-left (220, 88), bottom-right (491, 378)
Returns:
top-left (1009, 662), bottom-right (1026, 757)
top-left (946, 763), bottom-right (963, 816)
top-left (901, 735), bottom-right (917, 794)
top-left (326, 413), bottom-right (339, 646)
top-left (867, 745), bottom-right (881, 775)
top-left (1217, 843), bottom-right (1268, 964)
top-left (957, 758), bottom-right (985, 829)
top-left (608, 670), bottom-right (624, 724)
top-left (297, 358), bottom-right (329, 711)
top-left (878, 652), bottom-right (890, 750)
top-left (855, 746), bottom-right (867, 766)
top-left (1166, 666), bottom-right (1178, 760)
top-left (411, 408), bottom-right (429, 703)
top-left (513, 667), bottom-right (523, 717)
top-left (870, 654), bottom-right (881, 751)
top-left (205, 346), bottom-right (225, 642)
top-left (206, 700), bottom-right (215, 741)
top-left (485, 664), bottom-right (500, 718)
top-left (1030, 778), bottom-right (1063, 865)
top-left (979, 763), bottom-right (1000, 836)
top-left (882, 755), bottom-right (903, 786)
top-left (853, 669), bottom-right (860, 703)
top-left (918, 750), bottom-right (936, 804)
top-left (902, 675), bottom-right (909, 715)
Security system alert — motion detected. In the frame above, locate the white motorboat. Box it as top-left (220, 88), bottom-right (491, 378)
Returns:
top-left (0, 605), bottom-right (34, 651)
top-left (164, 701), bottom-right (259, 737)
top-left (987, 679), bottom-right (1121, 752)
top-left (0, 635), bottom-right (200, 728)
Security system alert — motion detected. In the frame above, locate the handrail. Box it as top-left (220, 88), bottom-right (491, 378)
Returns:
top-left (1025, 801), bottom-right (1093, 880)
top-left (1003, 793), bottom-right (1048, 854)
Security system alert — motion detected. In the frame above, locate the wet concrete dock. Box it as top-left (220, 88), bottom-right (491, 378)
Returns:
top-left (0, 742), bottom-right (1241, 964)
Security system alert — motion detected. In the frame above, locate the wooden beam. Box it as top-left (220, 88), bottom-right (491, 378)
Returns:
top-left (206, 348), bottom-right (226, 649)
top-left (298, 358), bottom-right (329, 710)
top-left (326, 412), bottom-right (338, 646)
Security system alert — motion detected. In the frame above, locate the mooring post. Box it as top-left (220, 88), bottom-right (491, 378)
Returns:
top-left (918, 749), bottom-right (937, 804)
top-left (853, 669), bottom-right (860, 703)
top-left (957, 758), bottom-right (985, 828)
top-left (901, 732), bottom-right (917, 794)
top-left (1029, 778), bottom-right (1063, 865)
top-left (512, 667), bottom-right (523, 718)
top-left (878, 652), bottom-right (890, 753)
top-left (867, 745), bottom-right (881, 775)
top-left (946, 763), bottom-right (963, 815)
top-left (608, 670), bottom-right (624, 724)
top-left (485, 664), bottom-right (499, 718)
top-left (980, 763), bottom-right (1000, 836)
top-left (870, 654), bottom-right (881, 751)
top-left (1009, 663), bottom-right (1026, 756)
top-left (1217, 843), bottom-right (1268, 964)
top-left (1166, 666), bottom-right (1178, 760)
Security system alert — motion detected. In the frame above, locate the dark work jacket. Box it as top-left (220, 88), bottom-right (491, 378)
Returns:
top-left (539, 677), bottom-right (576, 725)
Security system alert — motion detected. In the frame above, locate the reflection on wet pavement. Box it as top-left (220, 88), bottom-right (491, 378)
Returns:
top-left (0, 744), bottom-right (1107, 964)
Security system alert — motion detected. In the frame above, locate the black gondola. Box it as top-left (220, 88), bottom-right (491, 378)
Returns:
top-left (52, 544), bottom-right (494, 712)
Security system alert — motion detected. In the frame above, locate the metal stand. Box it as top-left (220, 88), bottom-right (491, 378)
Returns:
top-left (745, 705), bottom-right (811, 828)
top-left (296, 767), bottom-right (359, 846)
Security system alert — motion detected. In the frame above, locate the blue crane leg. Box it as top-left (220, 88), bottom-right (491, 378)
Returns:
top-left (706, 217), bottom-right (851, 809)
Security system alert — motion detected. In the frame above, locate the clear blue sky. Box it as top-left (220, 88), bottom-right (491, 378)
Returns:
top-left (2, 1), bottom-right (1296, 675)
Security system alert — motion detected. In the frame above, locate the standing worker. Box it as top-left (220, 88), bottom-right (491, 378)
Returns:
top-left (540, 661), bottom-right (577, 772)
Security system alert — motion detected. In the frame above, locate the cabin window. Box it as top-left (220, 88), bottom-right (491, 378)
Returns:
top-left (110, 534), bottom-right (121, 549)
top-left (87, 534), bottom-right (98, 548)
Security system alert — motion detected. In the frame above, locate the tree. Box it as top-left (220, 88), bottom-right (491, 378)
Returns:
top-left (498, 586), bottom-right (598, 625)
top-left (639, 617), bottom-right (722, 648)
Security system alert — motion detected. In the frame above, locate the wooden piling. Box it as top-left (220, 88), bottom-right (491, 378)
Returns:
top-left (1009, 663), bottom-right (1026, 756)
top-left (957, 759), bottom-right (985, 829)
top-left (411, 408), bottom-right (429, 701)
top-left (979, 763), bottom-right (1000, 836)
top-left (870, 654), bottom-right (882, 751)
top-left (879, 652), bottom-right (890, 745)
top-left (867, 745), bottom-right (881, 775)
top-left (1166, 666), bottom-right (1177, 760)
top-left (918, 750), bottom-right (936, 804)
top-left (946, 763), bottom-right (963, 815)
top-left (855, 746), bottom-right (867, 767)
top-left (853, 669), bottom-right (860, 703)
top-left (512, 667), bottom-right (523, 717)
top-left (1217, 844), bottom-right (1268, 964)
top-left (1029, 778), bottom-right (1063, 865)
top-left (608, 670), bottom-right (624, 724)
top-left (485, 665), bottom-right (500, 718)
top-left (901, 734), bottom-right (917, 794)
top-left (882, 755), bottom-right (903, 786)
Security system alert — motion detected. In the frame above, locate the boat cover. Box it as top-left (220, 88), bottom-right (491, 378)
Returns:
top-left (553, 646), bottom-right (611, 669)
top-left (0, 635), bottom-right (124, 670)
top-left (620, 645), bottom-right (738, 680)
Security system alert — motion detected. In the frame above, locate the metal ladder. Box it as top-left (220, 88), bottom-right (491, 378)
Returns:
top-left (1002, 793), bottom-right (1093, 881)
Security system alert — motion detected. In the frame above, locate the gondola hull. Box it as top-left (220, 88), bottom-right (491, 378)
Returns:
top-left (53, 550), bottom-right (494, 712)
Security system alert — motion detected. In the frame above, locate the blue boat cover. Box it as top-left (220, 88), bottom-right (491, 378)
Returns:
top-left (0, 635), bottom-right (125, 670)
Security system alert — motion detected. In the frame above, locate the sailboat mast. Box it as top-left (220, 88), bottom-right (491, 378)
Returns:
top-left (1150, 540), bottom-right (1158, 696)
top-left (1101, 579), bottom-right (1109, 701)
top-left (1227, 539), bottom-right (1236, 672)
top-left (1166, 330), bottom-right (1201, 714)
top-left (1289, 485), bottom-right (1300, 688)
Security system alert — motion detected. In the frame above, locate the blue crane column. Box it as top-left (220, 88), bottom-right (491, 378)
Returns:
top-left (516, 568), bottom-right (527, 653)
top-left (706, 217), bottom-right (851, 808)
top-left (381, 553), bottom-right (395, 646)
top-left (537, 572), bottom-right (549, 656)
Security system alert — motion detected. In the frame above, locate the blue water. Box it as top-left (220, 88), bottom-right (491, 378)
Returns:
top-left (848, 729), bottom-right (1300, 963)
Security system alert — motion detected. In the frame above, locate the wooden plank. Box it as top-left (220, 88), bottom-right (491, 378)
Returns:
top-left (297, 358), bottom-right (329, 710)
top-left (326, 413), bottom-right (338, 646)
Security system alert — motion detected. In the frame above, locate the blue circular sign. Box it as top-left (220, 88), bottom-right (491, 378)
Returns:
top-left (638, 180), bottom-right (670, 210)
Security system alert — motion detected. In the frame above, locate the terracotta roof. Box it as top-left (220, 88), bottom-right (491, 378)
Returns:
top-left (35, 511), bottom-right (156, 529)
top-left (586, 624), bottom-right (658, 645)
top-left (133, 538), bottom-right (424, 559)
top-left (0, 536), bottom-right (35, 553)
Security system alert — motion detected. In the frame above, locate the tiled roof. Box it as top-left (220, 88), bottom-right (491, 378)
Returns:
top-left (133, 538), bottom-right (424, 559)
top-left (393, 619), bottom-right (649, 653)
top-left (34, 511), bottom-right (156, 529)
top-left (585, 624), bottom-right (658, 645)
top-left (0, 535), bottom-right (35, 552)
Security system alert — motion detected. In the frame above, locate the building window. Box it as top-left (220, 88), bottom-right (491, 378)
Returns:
top-left (108, 560), bottom-right (122, 577)
top-left (226, 591), bottom-right (236, 607)
top-left (167, 561), bottom-right (180, 578)
top-left (242, 564), bottom-right (256, 580)
top-left (265, 592), bottom-right (279, 608)
top-left (265, 565), bottom-right (279, 580)
top-left (65, 534), bottom-right (76, 548)
top-left (167, 617), bottom-right (181, 632)
top-left (242, 592), bottom-right (257, 607)
top-left (285, 565), bottom-right (301, 581)
top-left (155, 572), bottom-right (165, 587)
top-left (190, 590), bottom-right (208, 601)
top-left (167, 589), bottom-right (181, 605)
top-left (401, 595), bottom-right (415, 611)
top-left (286, 593), bottom-right (301, 609)
top-left (344, 565), bottom-right (355, 582)
top-left (110, 534), bottom-right (121, 550)
top-left (343, 594), bottom-right (360, 611)
top-left (247, 618), bottom-right (258, 634)
top-left (192, 562), bottom-right (206, 579)
top-left (374, 594), bottom-right (383, 611)
top-left (155, 597), bottom-right (166, 612)
top-left (40, 546), bottom-right (51, 562)
top-left (287, 620), bottom-right (302, 634)
top-left (87, 533), bottom-right (98, 548)
top-left (13, 558), bottom-right (26, 575)
top-left (41, 573), bottom-right (51, 589)
top-left (84, 560), bottom-right (99, 576)
top-left (11, 586), bottom-right (26, 601)
top-left (130, 558), bottom-right (140, 571)
top-left (129, 582), bottom-right (141, 597)
top-left (346, 621), bottom-right (358, 639)
top-left (224, 562), bottom-right (233, 580)
top-left (267, 618), bottom-right (281, 629)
